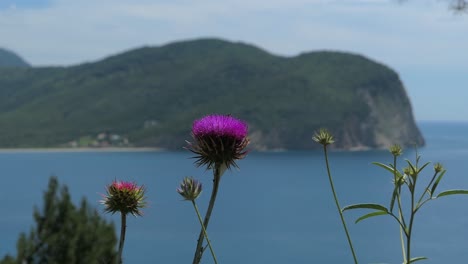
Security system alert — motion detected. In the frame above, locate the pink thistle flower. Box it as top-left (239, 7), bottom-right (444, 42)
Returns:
top-left (101, 180), bottom-right (146, 216)
top-left (192, 115), bottom-right (248, 141)
top-left (187, 114), bottom-right (249, 170)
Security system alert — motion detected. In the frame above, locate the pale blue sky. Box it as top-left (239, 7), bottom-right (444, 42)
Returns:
top-left (0, 0), bottom-right (467, 121)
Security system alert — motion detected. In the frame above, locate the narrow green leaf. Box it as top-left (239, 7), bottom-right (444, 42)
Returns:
top-left (355, 211), bottom-right (388, 224)
top-left (342, 203), bottom-right (389, 213)
top-left (437, 189), bottom-right (468, 198)
top-left (417, 162), bottom-right (431, 174)
top-left (405, 160), bottom-right (416, 174)
top-left (389, 186), bottom-right (399, 212)
top-left (408, 256), bottom-right (427, 263)
top-left (373, 162), bottom-right (394, 173)
top-left (430, 170), bottom-right (446, 195)
top-left (372, 162), bottom-right (403, 178)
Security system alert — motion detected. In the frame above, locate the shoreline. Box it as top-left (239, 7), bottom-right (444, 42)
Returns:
top-left (0, 147), bottom-right (164, 153)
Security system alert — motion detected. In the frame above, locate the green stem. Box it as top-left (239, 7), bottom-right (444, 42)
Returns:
top-left (397, 196), bottom-right (407, 262)
top-left (406, 176), bottom-right (417, 264)
top-left (192, 164), bottom-right (222, 264)
top-left (393, 156), bottom-right (407, 262)
top-left (192, 200), bottom-right (219, 264)
top-left (117, 212), bottom-right (127, 264)
top-left (322, 145), bottom-right (359, 264)
top-left (416, 171), bottom-right (438, 206)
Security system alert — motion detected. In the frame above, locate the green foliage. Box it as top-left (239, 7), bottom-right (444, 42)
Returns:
top-left (0, 39), bottom-right (414, 149)
top-left (0, 176), bottom-right (117, 264)
top-left (343, 149), bottom-right (468, 264)
top-left (0, 48), bottom-right (30, 68)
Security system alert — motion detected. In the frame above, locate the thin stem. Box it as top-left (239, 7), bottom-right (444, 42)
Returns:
top-left (192, 165), bottom-right (222, 264)
top-left (397, 195), bottom-right (407, 262)
top-left (406, 175), bottom-right (418, 264)
top-left (387, 211), bottom-right (409, 235)
top-left (192, 200), bottom-right (219, 264)
top-left (322, 145), bottom-right (359, 264)
top-left (393, 156), bottom-right (407, 262)
top-left (416, 171), bottom-right (438, 206)
top-left (117, 212), bottom-right (127, 264)
top-left (415, 197), bottom-right (433, 213)
top-left (396, 187), bottom-right (407, 228)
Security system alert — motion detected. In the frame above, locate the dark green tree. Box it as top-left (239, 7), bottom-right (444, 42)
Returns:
top-left (1, 177), bottom-right (117, 264)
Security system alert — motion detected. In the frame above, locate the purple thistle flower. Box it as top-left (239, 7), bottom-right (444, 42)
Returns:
top-left (192, 115), bottom-right (248, 141)
top-left (187, 114), bottom-right (249, 170)
top-left (177, 177), bottom-right (203, 201)
top-left (101, 180), bottom-right (146, 217)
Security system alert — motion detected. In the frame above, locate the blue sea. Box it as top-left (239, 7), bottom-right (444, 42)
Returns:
top-left (2, 121), bottom-right (468, 264)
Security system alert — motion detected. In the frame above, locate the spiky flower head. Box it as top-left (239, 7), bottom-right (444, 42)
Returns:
top-left (177, 177), bottom-right (203, 201)
top-left (434, 162), bottom-right (444, 173)
top-left (186, 114), bottom-right (249, 170)
top-left (403, 166), bottom-right (417, 179)
top-left (312, 128), bottom-right (335, 146)
top-left (101, 180), bottom-right (146, 216)
top-left (389, 144), bottom-right (403, 157)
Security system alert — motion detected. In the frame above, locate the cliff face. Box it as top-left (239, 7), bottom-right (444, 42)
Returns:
top-left (245, 51), bottom-right (424, 150)
top-left (0, 39), bottom-right (423, 150)
top-left (332, 83), bottom-right (424, 150)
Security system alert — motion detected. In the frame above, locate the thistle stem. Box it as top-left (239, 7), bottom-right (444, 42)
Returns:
top-left (322, 145), bottom-right (359, 264)
top-left (393, 156), bottom-right (407, 262)
top-left (192, 200), bottom-right (219, 264)
top-left (192, 165), bottom-right (222, 264)
top-left (117, 212), bottom-right (127, 264)
top-left (406, 180), bottom-right (417, 264)
top-left (397, 196), bottom-right (407, 262)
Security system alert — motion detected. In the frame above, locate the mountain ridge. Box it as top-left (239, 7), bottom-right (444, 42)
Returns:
top-left (0, 38), bottom-right (424, 150)
top-left (0, 48), bottom-right (30, 68)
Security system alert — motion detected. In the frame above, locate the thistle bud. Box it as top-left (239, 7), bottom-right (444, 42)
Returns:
top-left (186, 114), bottom-right (249, 170)
top-left (403, 166), bottom-right (417, 179)
top-left (312, 128), bottom-right (335, 146)
top-left (101, 181), bottom-right (146, 216)
top-left (177, 177), bottom-right (203, 201)
top-left (434, 163), bottom-right (444, 173)
top-left (389, 144), bottom-right (403, 157)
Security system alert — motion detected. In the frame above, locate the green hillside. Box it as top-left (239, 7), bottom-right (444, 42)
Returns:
top-left (0, 38), bottom-right (424, 149)
top-left (0, 48), bottom-right (30, 68)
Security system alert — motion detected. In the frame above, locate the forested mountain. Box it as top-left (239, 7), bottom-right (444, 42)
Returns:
top-left (0, 48), bottom-right (30, 68)
top-left (0, 38), bottom-right (424, 150)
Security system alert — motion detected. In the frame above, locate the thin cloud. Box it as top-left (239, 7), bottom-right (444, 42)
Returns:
top-left (0, 0), bottom-right (466, 69)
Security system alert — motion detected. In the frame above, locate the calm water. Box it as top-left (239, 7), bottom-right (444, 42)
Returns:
top-left (2, 121), bottom-right (468, 264)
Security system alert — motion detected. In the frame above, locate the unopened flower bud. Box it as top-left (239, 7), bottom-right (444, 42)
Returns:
top-left (389, 144), bottom-right (403, 157)
top-left (403, 166), bottom-right (417, 179)
top-left (434, 163), bottom-right (444, 173)
top-left (101, 180), bottom-right (146, 216)
top-left (312, 129), bottom-right (335, 146)
top-left (177, 177), bottom-right (203, 201)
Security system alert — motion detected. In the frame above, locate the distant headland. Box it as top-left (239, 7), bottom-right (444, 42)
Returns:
top-left (0, 38), bottom-right (424, 150)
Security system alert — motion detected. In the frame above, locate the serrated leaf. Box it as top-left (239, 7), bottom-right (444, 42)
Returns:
top-left (342, 203), bottom-right (389, 213)
top-left (436, 190), bottom-right (468, 198)
top-left (430, 170), bottom-right (446, 196)
top-left (408, 256), bottom-right (427, 263)
top-left (355, 211), bottom-right (388, 224)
